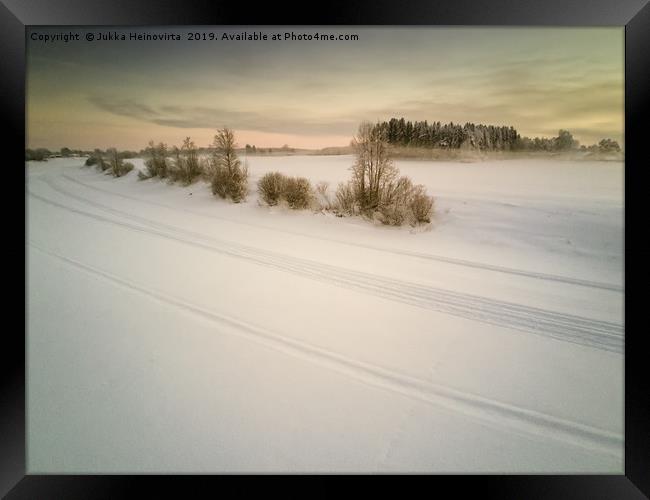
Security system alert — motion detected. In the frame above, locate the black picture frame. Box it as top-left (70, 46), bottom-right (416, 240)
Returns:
top-left (4, 0), bottom-right (649, 497)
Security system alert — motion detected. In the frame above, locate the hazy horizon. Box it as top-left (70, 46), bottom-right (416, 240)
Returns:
top-left (27, 27), bottom-right (624, 151)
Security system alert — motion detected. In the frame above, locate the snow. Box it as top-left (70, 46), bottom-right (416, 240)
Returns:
top-left (26, 155), bottom-right (624, 473)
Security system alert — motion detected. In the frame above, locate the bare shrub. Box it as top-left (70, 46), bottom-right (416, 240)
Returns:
top-left (377, 176), bottom-right (414, 225)
top-left (225, 163), bottom-right (249, 203)
top-left (210, 165), bottom-right (229, 199)
top-left (141, 141), bottom-right (169, 180)
top-left (169, 137), bottom-right (203, 185)
top-left (257, 172), bottom-right (314, 210)
top-left (211, 164), bottom-right (249, 202)
top-left (409, 185), bottom-right (434, 224)
top-left (167, 146), bottom-right (183, 183)
top-left (106, 148), bottom-right (134, 178)
top-left (117, 162), bottom-right (134, 177)
top-left (209, 128), bottom-right (249, 202)
top-left (335, 181), bottom-right (356, 215)
top-left (258, 171), bottom-right (287, 206)
top-left (181, 137), bottom-right (202, 182)
top-left (284, 177), bottom-right (312, 209)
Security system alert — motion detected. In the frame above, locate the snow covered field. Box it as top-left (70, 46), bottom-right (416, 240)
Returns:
top-left (26, 155), bottom-right (624, 473)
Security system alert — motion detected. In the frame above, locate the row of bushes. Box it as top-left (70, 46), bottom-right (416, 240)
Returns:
top-left (101, 122), bottom-right (434, 227)
top-left (138, 131), bottom-right (249, 203)
top-left (257, 171), bottom-right (432, 225)
top-left (335, 175), bottom-right (433, 225)
top-left (257, 123), bottom-right (433, 225)
top-left (85, 148), bottom-right (134, 178)
top-left (258, 172), bottom-right (312, 209)
top-left (137, 138), bottom-right (202, 184)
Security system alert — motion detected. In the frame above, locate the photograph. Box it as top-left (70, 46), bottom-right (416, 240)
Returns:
top-left (25, 25), bottom-right (625, 474)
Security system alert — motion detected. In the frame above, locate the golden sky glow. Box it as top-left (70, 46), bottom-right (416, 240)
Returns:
top-left (27, 27), bottom-right (624, 150)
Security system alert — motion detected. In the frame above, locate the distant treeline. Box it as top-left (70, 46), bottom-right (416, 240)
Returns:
top-left (26, 119), bottom-right (622, 162)
top-left (374, 118), bottom-right (621, 153)
top-left (140, 144), bottom-right (296, 156)
top-left (25, 147), bottom-right (139, 161)
top-left (244, 144), bottom-right (296, 154)
top-left (25, 144), bottom-right (299, 162)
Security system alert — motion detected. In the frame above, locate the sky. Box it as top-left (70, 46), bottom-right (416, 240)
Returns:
top-left (26, 27), bottom-right (624, 151)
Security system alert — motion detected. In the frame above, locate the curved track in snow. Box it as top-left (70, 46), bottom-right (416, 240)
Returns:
top-left (28, 242), bottom-right (624, 456)
top-left (60, 172), bottom-right (623, 293)
top-left (29, 176), bottom-right (624, 354)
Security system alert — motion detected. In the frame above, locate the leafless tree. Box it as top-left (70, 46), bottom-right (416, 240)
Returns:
top-left (350, 121), bottom-right (399, 213)
top-left (210, 128), bottom-right (248, 202)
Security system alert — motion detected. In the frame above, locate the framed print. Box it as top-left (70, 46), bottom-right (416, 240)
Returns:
top-left (4, 0), bottom-right (649, 497)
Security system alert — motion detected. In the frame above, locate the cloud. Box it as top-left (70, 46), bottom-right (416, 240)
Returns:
top-left (89, 96), bottom-right (161, 121)
top-left (88, 95), bottom-right (359, 136)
